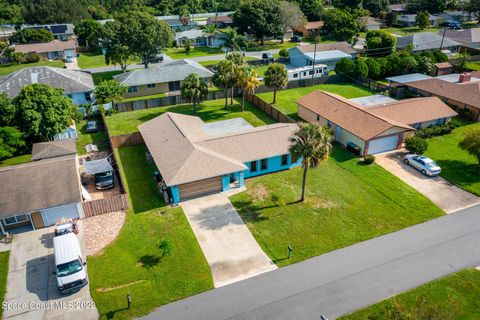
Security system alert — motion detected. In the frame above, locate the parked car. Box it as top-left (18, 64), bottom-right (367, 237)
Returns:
top-left (65, 57), bottom-right (74, 63)
top-left (262, 53), bottom-right (274, 60)
top-left (403, 154), bottom-right (441, 176)
top-left (143, 54), bottom-right (164, 64)
top-left (85, 121), bottom-right (98, 133)
top-left (290, 36), bottom-right (302, 43)
top-left (95, 170), bottom-right (115, 190)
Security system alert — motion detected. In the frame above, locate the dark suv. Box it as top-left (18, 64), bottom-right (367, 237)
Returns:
top-left (95, 171), bottom-right (114, 190)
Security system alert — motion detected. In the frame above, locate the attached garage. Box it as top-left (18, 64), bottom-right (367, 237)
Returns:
top-left (368, 135), bottom-right (399, 154)
top-left (178, 176), bottom-right (223, 201)
top-left (41, 203), bottom-right (83, 226)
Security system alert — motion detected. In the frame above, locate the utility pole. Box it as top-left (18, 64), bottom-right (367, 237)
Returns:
top-left (311, 34), bottom-right (320, 85)
top-left (439, 27), bottom-right (447, 50)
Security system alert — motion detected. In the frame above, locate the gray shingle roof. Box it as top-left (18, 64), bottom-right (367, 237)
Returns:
top-left (113, 59), bottom-right (214, 87)
top-left (0, 155), bottom-right (81, 217)
top-left (397, 32), bottom-right (461, 51)
top-left (0, 66), bottom-right (94, 98)
top-left (31, 139), bottom-right (77, 161)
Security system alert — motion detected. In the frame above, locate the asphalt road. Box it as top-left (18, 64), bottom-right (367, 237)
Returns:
top-left (139, 204), bottom-right (480, 320)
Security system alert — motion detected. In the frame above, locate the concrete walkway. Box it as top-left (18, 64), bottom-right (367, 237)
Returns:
top-left (140, 204), bottom-right (480, 320)
top-left (181, 193), bottom-right (277, 288)
top-left (376, 151), bottom-right (480, 213)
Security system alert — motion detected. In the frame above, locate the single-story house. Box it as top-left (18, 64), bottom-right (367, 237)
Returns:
top-left (387, 4), bottom-right (407, 13)
top-left (438, 11), bottom-right (472, 24)
top-left (385, 73), bottom-right (433, 86)
top-left (296, 21), bottom-right (324, 37)
top-left (297, 90), bottom-right (457, 155)
top-left (139, 112), bottom-right (301, 203)
top-left (397, 32), bottom-right (461, 53)
top-left (175, 29), bottom-right (226, 47)
top-left (441, 27), bottom-right (480, 50)
top-left (0, 66), bottom-right (95, 104)
top-left (113, 59), bottom-right (214, 98)
top-left (161, 18), bottom-right (198, 31)
top-left (0, 28), bottom-right (15, 42)
top-left (0, 154), bottom-right (84, 233)
top-left (360, 17), bottom-right (382, 31)
top-left (22, 24), bottom-right (74, 41)
top-left (288, 42), bottom-right (357, 70)
top-left (31, 139), bottom-right (77, 161)
top-left (206, 15), bottom-right (234, 28)
top-left (395, 14), bottom-right (440, 27)
top-left (404, 72), bottom-right (480, 121)
top-left (13, 39), bottom-right (76, 60)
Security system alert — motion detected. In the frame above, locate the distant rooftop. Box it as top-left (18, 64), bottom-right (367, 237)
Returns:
top-left (350, 95), bottom-right (397, 108)
top-left (386, 73), bottom-right (433, 84)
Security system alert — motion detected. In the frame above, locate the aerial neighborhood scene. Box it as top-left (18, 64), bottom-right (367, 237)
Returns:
top-left (2, 0), bottom-right (480, 319)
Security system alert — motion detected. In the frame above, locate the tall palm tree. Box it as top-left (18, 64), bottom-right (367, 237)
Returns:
top-left (289, 123), bottom-right (333, 202)
top-left (226, 51), bottom-right (246, 105)
top-left (203, 24), bottom-right (218, 47)
top-left (237, 66), bottom-right (260, 111)
top-left (181, 73), bottom-right (208, 115)
top-left (223, 28), bottom-right (248, 51)
top-left (179, 7), bottom-right (191, 30)
top-left (212, 60), bottom-right (235, 110)
top-left (264, 63), bottom-right (288, 104)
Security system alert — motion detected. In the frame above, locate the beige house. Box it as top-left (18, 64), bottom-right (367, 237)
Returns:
top-left (296, 21), bottom-right (324, 37)
top-left (14, 39), bottom-right (76, 60)
top-left (297, 90), bottom-right (457, 155)
top-left (113, 59), bottom-right (214, 98)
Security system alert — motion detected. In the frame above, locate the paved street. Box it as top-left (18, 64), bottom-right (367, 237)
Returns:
top-left (140, 204), bottom-right (480, 320)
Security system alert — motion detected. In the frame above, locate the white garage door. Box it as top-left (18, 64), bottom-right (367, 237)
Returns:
top-left (43, 203), bottom-right (81, 226)
top-left (368, 135), bottom-right (399, 154)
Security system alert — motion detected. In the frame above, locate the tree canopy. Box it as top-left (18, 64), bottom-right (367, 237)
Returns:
top-left (74, 18), bottom-right (102, 47)
top-left (320, 8), bottom-right (362, 42)
top-left (10, 28), bottom-right (53, 44)
top-left (365, 30), bottom-right (397, 56)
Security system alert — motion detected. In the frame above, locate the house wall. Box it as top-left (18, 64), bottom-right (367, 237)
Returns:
top-left (68, 91), bottom-right (93, 105)
top-left (41, 202), bottom-right (82, 226)
top-left (124, 82), bottom-right (170, 98)
top-left (289, 47), bottom-right (310, 67)
top-left (170, 186), bottom-right (180, 203)
top-left (244, 154), bottom-right (302, 179)
top-left (378, 126), bottom-right (408, 137)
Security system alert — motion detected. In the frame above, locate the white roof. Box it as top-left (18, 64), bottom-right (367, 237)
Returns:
top-left (386, 73), bottom-right (433, 84)
top-left (350, 95), bottom-right (398, 107)
top-left (305, 50), bottom-right (352, 61)
top-left (53, 233), bottom-right (82, 265)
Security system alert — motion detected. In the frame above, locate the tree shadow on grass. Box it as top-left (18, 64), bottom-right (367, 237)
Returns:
top-left (137, 255), bottom-right (161, 269)
top-left (434, 159), bottom-right (480, 191)
top-left (104, 307), bottom-right (129, 320)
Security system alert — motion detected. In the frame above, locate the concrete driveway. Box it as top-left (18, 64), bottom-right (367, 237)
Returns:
top-left (181, 193), bottom-right (277, 288)
top-left (376, 151), bottom-right (480, 214)
top-left (3, 226), bottom-right (98, 320)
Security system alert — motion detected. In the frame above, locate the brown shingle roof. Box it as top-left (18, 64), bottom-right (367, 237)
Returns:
top-left (0, 155), bottom-right (81, 217)
top-left (207, 15), bottom-right (233, 24)
top-left (368, 97), bottom-right (458, 125)
top-left (139, 112), bottom-right (298, 186)
top-left (305, 21), bottom-right (324, 30)
top-left (31, 139), bottom-right (77, 161)
top-left (434, 62), bottom-right (453, 68)
top-left (14, 39), bottom-right (76, 54)
top-left (297, 91), bottom-right (413, 141)
top-left (296, 41), bottom-right (357, 55)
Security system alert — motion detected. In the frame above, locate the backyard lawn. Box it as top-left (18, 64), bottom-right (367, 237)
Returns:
top-left (257, 83), bottom-right (375, 119)
top-left (76, 117), bottom-right (110, 155)
top-left (165, 47), bottom-right (223, 59)
top-left (0, 60), bottom-right (64, 77)
top-left (230, 146), bottom-right (443, 267)
top-left (78, 52), bottom-right (139, 69)
top-left (92, 71), bottom-right (123, 85)
top-left (382, 26), bottom-right (441, 36)
top-left (0, 154), bottom-right (31, 167)
top-left (424, 122), bottom-right (480, 196)
top-left (88, 144), bottom-right (213, 320)
top-left (340, 269), bottom-right (480, 319)
top-left (105, 99), bottom-right (275, 135)
top-left (0, 251), bottom-right (9, 319)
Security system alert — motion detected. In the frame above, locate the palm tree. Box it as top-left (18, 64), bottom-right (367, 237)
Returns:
top-left (226, 51), bottom-right (246, 105)
top-left (289, 123), bottom-right (333, 202)
top-left (264, 63), bottom-right (288, 104)
top-left (237, 66), bottom-right (260, 111)
top-left (203, 24), bottom-right (218, 47)
top-left (223, 28), bottom-right (248, 51)
top-left (179, 7), bottom-right (191, 30)
top-left (181, 73), bottom-right (208, 115)
top-left (212, 60), bottom-right (235, 110)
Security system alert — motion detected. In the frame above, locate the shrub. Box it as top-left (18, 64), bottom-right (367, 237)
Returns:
top-left (432, 50), bottom-right (448, 63)
top-left (365, 58), bottom-right (382, 79)
top-left (363, 154), bottom-right (375, 165)
top-left (158, 239), bottom-right (173, 256)
top-left (459, 127), bottom-right (480, 164)
top-left (271, 194), bottom-right (286, 206)
top-left (416, 123), bottom-right (454, 139)
top-left (279, 48), bottom-right (289, 58)
top-left (24, 53), bottom-right (40, 63)
top-left (335, 58), bottom-right (356, 77)
top-left (405, 135), bottom-right (428, 154)
top-left (352, 59), bottom-right (369, 78)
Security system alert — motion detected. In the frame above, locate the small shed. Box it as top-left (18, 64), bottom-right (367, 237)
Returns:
top-left (434, 62), bottom-right (453, 76)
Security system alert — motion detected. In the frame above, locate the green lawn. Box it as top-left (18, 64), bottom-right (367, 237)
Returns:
top-left (0, 60), bottom-right (64, 77)
top-left (230, 146), bottom-right (443, 267)
top-left (382, 26), bottom-right (441, 36)
top-left (257, 83), bottom-right (375, 119)
top-left (165, 47), bottom-right (223, 59)
top-left (0, 251), bottom-right (9, 319)
top-left (92, 71), bottom-right (123, 85)
top-left (78, 52), bottom-right (138, 69)
top-left (340, 269), bottom-right (480, 319)
top-left (76, 117), bottom-right (110, 155)
top-left (253, 65), bottom-right (269, 77)
top-left (466, 61), bottom-right (480, 71)
top-left (88, 144), bottom-right (213, 320)
top-left (424, 122), bottom-right (480, 196)
top-left (245, 40), bottom-right (296, 52)
top-left (105, 99), bottom-right (275, 135)
top-left (0, 154), bottom-right (31, 167)
top-left (122, 92), bottom-right (167, 102)
top-left (199, 60), bottom-right (221, 67)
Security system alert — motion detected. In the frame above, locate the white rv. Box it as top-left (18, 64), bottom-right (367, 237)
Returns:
top-left (53, 233), bottom-right (88, 294)
top-left (288, 64), bottom-right (328, 81)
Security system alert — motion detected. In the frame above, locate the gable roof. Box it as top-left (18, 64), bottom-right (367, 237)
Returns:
top-left (162, 18), bottom-right (197, 27)
top-left (397, 32), bottom-right (461, 51)
top-left (13, 39), bottom-right (76, 54)
top-left (0, 155), bottom-right (81, 217)
top-left (31, 139), bottom-right (77, 161)
top-left (113, 59), bottom-right (214, 87)
top-left (0, 66), bottom-right (94, 98)
top-left (294, 42), bottom-right (357, 55)
top-left (441, 28), bottom-right (480, 44)
top-left (139, 112), bottom-right (298, 186)
top-left (304, 21), bottom-right (324, 30)
top-left (297, 91), bottom-right (413, 141)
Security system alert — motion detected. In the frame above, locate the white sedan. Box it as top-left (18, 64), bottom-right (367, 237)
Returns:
top-left (403, 154), bottom-right (442, 176)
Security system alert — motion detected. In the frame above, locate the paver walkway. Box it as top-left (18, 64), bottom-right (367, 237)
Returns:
top-left (181, 193), bottom-right (277, 287)
top-left (83, 210), bottom-right (125, 255)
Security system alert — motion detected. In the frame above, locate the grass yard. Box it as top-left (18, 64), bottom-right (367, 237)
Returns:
top-left (0, 60), bottom-right (64, 77)
top-left (253, 65), bottom-right (269, 77)
top-left (165, 47), bottom-right (223, 59)
top-left (105, 98), bottom-right (275, 135)
top-left (0, 251), bottom-right (9, 319)
top-left (256, 83), bottom-right (375, 119)
top-left (122, 92), bottom-right (167, 102)
top-left (230, 146), bottom-right (443, 267)
top-left (78, 52), bottom-right (139, 69)
top-left (340, 269), bottom-right (480, 319)
top-left (0, 154), bottom-right (31, 167)
top-left (424, 122), bottom-right (480, 196)
top-left (466, 61), bottom-right (480, 71)
top-left (245, 40), bottom-right (296, 52)
top-left (76, 117), bottom-right (110, 155)
top-left (92, 71), bottom-right (123, 85)
top-left (88, 144), bottom-right (213, 320)
top-left (382, 26), bottom-right (441, 36)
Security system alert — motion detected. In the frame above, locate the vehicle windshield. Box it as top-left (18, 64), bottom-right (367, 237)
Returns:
top-left (57, 259), bottom-right (83, 277)
top-left (96, 171), bottom-right (113, 183)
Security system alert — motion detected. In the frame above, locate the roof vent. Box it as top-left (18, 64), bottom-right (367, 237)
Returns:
top-left (459, 73), bottom-right (471, 83)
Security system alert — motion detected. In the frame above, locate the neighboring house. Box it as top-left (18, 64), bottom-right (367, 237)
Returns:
top-left (438, 11), bottom-right (472, 23)
top-left (297, 90), bottom-right (457, 155)
top-left (0, 66), bottom-right (95, 104)
top-left (31, 139), bottom-right (77, 161)
top-left (0, 154), bottom-right (83, 233)
top-left (395, 14), bottom-right (440, 27)
top-left (386, 73), bottom-right (433, 86)
top-left (441, 27), bottom-right (480, 50)
top-left (387, 4), bottom-right (407, 14)
top-left (175, 29), bottom-right (227, 47)
top-left (397, 32), bottom-right (461, 53)
top-left (296, 21), bottom-right (324, 37)
top-left (22, 24), bottom-right (74, 41)
top-left (113, 59), bottom-right (214, 98)
top-left (404, 72), bottom-right (480, 121)
top-left (139, 112), bottom-right (301, 203)
top-left (434, 62), bottom-right (454, 76)
top-left (13, 39), bottom-right (76, 60)
top-left (360, 17), bottom-right (382, 31)
top-left (206, 15), bottom-right (234, 28)
top-left (0, 28), bottom-right (15, 42)
top-left (162, 18), bottom-right (198, 31)
top-left (288, 42), bottom-right (357, 70)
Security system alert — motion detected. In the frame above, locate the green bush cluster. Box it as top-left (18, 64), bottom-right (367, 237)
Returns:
top-left (416, 123), bottom-right (456, 139)
top-left (363, 154), bottom-right (375, 165)
top-left (405, 135), bottom-right (428, 155)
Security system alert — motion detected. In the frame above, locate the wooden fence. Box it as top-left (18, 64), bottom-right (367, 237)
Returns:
top-left (110, 131), bottom-right (144, 148)
top-left (246, 94), bottom-right (296, 123)
top-left (82, 194), bottom-right (129, 218)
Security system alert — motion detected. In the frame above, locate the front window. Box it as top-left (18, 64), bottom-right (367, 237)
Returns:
top-left (128, 86), bottom-right (137, 93)
top-left (293, 73), bottom-right (298, 78)
top-left (57, 259), bottom-right (83, 277)
top-left (3, 214), bottom-right (28, 225)
top-left (260, 159), bottom-right (268, 171)
top-left (327, 120), bottom-right (332, 128)
top-left (250, 161), bottom-right (257, 172)
top-left (281, 154), bottom-right (289, 166)
top-left (147, 83), bottom-right (156, 88)
top-left (84, 92), bottom-right (91, 102)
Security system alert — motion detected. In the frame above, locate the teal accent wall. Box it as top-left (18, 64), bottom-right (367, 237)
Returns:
top-left (170, 186), bottom-right (180, 203)
top-left (244, 154), bottom-right (301, 179)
